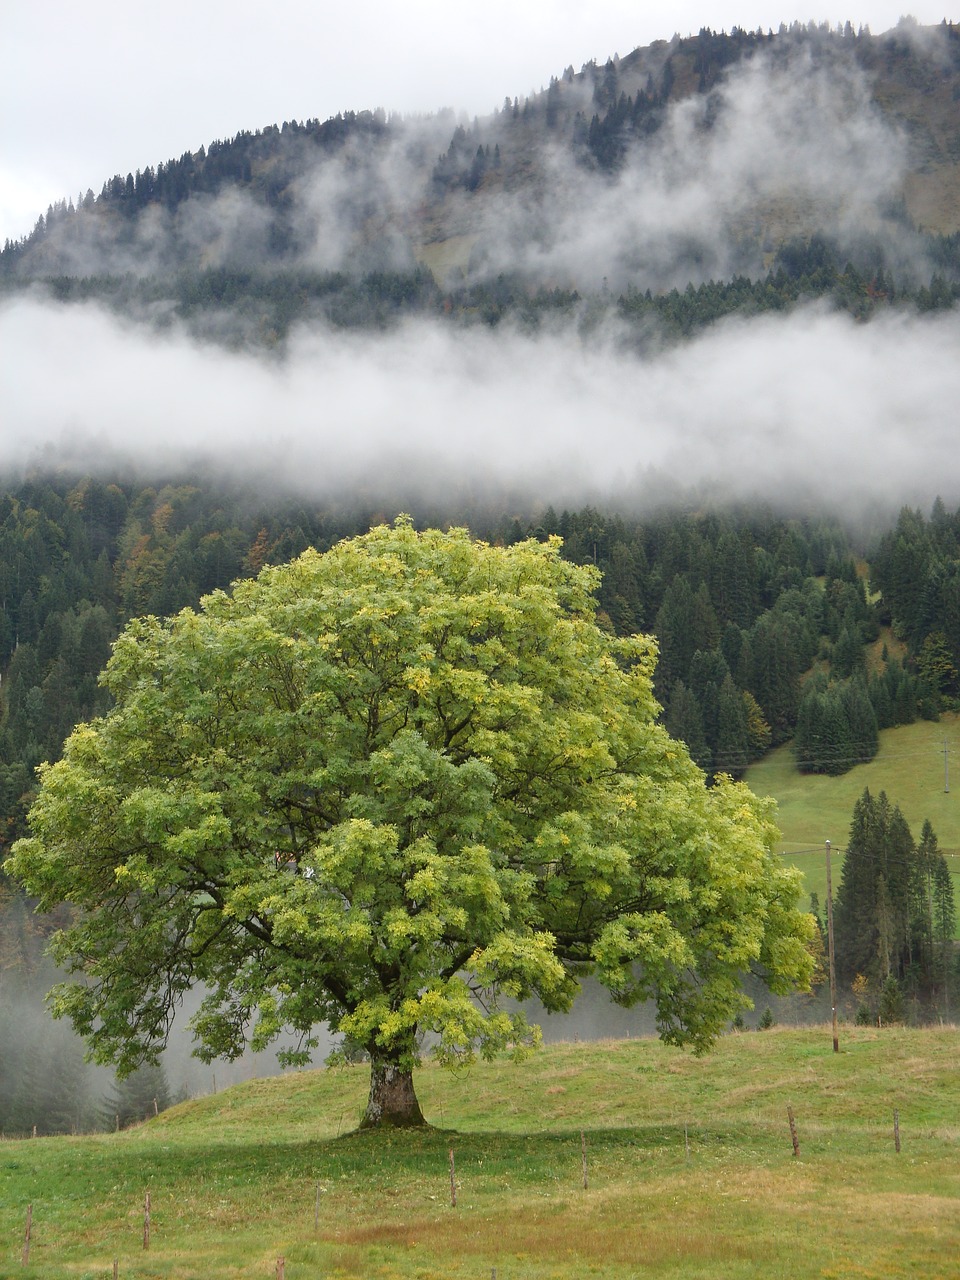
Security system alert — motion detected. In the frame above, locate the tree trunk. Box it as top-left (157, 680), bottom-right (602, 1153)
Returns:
top-left (361, 1054), bottom-right (426, 1129)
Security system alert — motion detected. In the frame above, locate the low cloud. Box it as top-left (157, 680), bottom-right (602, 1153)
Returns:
top-left (4, 294), bottom-right (958, 520)
top-left (463, 41), bottom-right (917, 291)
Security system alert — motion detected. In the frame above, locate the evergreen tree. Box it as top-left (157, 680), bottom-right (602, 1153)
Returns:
top-left (714, 673), bottom-right (749, 777)
top-left (832, 622), bottom-right (865, 679)
top-left (877, 974), bottom-right (905, 1025)
top-left (102, 1063), bottom-right (172, 1129)
top-left (664, 680), bottom-right (711, 772)
top-left (712, 529), bottom-right (757, 628)
top-left (746, 614), bottom-right (799, 745)
top-left (908, 818), bottom-right (938, 989)
top-left (931, 854), bottom-right (957, 1011)
top-left (840, 678), bottom-right (879, 765)
top-left (833, 789), bottom-right (936, 994)
top-left (833, 790), bottom-right (881, 983)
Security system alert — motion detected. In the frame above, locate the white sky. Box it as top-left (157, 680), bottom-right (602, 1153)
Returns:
top-left (0, 2), bottom-right (951, 243)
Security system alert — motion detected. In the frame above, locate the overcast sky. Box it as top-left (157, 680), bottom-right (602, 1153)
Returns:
top-left (1, 2), bottom-right (950, 243)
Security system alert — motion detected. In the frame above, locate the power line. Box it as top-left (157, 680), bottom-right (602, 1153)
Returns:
top-left (751, 742), bottom-right (953, 770)
top-left (706, 740), bottom-right (955, 772)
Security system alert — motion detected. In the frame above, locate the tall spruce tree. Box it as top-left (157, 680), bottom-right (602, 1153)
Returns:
top-left (931, 853), bottom-right (957, 1011)
top-left (834, 789), bottom-right (916, 987)
top-left (834, 789), bottom-right (884, 983)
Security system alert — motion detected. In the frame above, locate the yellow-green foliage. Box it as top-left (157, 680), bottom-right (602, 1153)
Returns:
top-left (7, 521), bottom-right (812, 1121)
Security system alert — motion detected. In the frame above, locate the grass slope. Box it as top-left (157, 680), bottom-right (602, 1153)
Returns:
top-left (3, 1028), bottom-right (959, 1279)
top-left (746, 712), bottom-right (960, 918)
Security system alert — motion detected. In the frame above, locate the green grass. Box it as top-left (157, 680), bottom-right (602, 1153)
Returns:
top-left (746, 712), bottom-right (960, 922)
top-left (3, 1028), bottom-right (959, 1278)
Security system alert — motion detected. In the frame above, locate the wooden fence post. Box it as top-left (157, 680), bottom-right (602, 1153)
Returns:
top-left (143, 1191), bottom-right (151, 1250)
top-left (894, 1109), bottom-right (901, 1153)
top-left (581, 1130), bottom-right (588, 1190)
top-left (787, 1106), bottom-right (800, 1158)
top-left (22, 1203), bottom-right (32, 1266)
top-left (449, 1148), bottom-right (457, 1207)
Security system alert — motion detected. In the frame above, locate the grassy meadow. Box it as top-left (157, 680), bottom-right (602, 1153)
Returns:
top-left (746, 712), bottom-right (960, 918)
top-left (3, 1027), bottom-right (959, 1279)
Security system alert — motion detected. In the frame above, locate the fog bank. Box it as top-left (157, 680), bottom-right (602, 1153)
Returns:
top-left (3, 296), bottom-right (958, 517)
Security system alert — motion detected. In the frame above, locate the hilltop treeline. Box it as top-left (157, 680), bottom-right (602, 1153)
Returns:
top-left (5, 20), bottom-right (959, 267)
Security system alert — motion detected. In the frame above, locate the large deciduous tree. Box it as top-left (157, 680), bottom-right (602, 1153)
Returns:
top-left (7, 521), bottom-right (813, 1128)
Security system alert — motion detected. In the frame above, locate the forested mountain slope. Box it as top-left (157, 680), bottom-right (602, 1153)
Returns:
top-left (3, 21), bottom-right (960, 343)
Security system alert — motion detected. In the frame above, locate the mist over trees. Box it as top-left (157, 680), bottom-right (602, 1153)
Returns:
top-left (3, 21), bottom-right (960, 348)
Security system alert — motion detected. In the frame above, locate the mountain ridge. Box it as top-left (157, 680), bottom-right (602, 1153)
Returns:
top-left (4, 20), bottom-right (959, 297)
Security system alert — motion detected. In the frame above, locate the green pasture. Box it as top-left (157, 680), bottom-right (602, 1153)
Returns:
top-left (746, 713), bottom-right (960, 921)
top-left (3, 1028), bottom-right (958, 1279)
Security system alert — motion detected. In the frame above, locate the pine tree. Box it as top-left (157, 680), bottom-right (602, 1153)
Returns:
top-left (841, 678), bottom-right (879, 765)
top-left (834, 789), bottom-right (882, 983)
top-left (102, 1063), bottom-right (172, 1130)
top-left (909, 819), bottom-right (938, 989)
top-left (714, 674), bottom-right (749, 777)
top-left (664, 680), bottom-right (711, 772)
top-left (932, 854), bottom-right (957, 1011)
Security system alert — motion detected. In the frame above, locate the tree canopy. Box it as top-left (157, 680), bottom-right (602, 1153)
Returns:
top-left (7, 519), bottom-right (813, 1127)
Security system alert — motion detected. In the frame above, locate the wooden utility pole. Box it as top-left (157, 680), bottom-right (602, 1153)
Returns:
top-left (825, 840), bottom-right (839, 1053)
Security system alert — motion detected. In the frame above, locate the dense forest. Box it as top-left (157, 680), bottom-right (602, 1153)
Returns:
top-left (4, 234), bottom-right (958, 354)
top-left (4, 479), bottom-right (959, 852)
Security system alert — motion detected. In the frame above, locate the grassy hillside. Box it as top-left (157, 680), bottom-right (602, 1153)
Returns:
top-left (746, 712), bottom-right (960, 916)
top-left (3, 1028), bottom-right (958, 1278)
